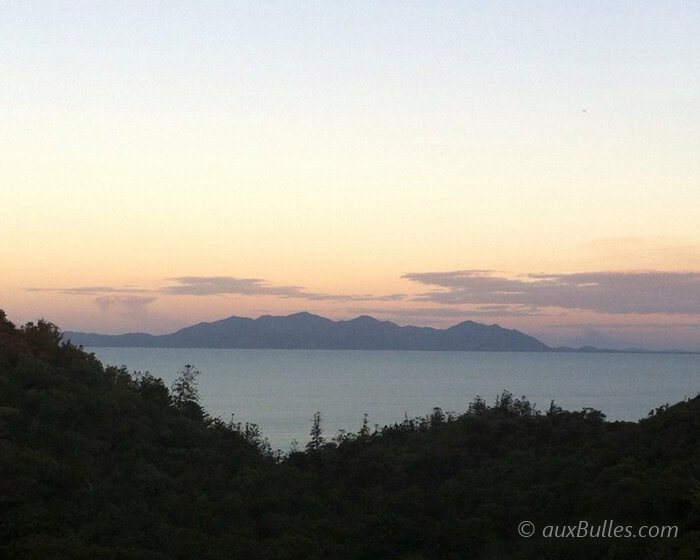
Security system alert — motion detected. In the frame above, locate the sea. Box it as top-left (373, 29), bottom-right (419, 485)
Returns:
top-left (88, 348), bottom-right (700, 452)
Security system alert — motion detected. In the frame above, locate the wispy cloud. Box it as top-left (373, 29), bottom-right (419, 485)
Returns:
top-left (30, 276), bottom-right (406, 304)
top-left (27, 285), bottom-right (152, 295)
top-left (94, 295), bottom-right (157, 316)
top-left (162, 276), bottom-right (305, 297)
top-left (34, 270), bottom-right (700, 317)
top-left (161, 276), bottom-right (404, 302)
top-left (402, 270), bottom-right (700, 315)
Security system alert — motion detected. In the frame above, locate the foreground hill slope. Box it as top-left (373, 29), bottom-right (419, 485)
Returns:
top-left (1, 310), bottom-right (698, 559)
top-left (64, 312), bottom-right (551, 351)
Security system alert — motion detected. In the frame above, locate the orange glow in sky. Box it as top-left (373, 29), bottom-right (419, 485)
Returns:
top-left (2, 2), bottom-right (699, 350)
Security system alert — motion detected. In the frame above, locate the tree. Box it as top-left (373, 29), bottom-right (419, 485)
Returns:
top-left (306, 411), bottom-right (325, 451)
top-left (240, 422), bottom-right (272, 456)
top-left (429, 407), bottom-right (445, 427)
top-left (467, 395), bottom-right (488, 416)
top-left (359, 413), bottom-right (371, 438)
top-left (494, 390), bottom-right (514, 412)
top-left (171, 364), bottom-right (204, 419)
top-left (137, 371), bottom-right (171, 407)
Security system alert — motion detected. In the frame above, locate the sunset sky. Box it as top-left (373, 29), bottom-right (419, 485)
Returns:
top-left (2, 1), bottom-right (699, 350)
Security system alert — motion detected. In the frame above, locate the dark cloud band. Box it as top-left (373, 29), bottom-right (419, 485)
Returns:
top-left (402, 270), bottom-right (700, 315)
top-left (31, 269), bottom-right (700, 316)
top-left (162, 276), bottom-right (405, 302)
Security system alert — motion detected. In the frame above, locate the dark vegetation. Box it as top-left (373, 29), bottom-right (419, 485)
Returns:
top-left (1, 311), bottom-right (699, 559)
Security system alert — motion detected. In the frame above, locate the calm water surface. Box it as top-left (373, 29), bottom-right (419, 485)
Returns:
top-left (88, 348), bottom-right (700, 451)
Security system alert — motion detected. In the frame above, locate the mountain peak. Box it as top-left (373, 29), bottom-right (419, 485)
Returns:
top-left (347, 315), bottom-right (381, 323)
top-left (65, 312), bottom-right (551, 351)
top-left (285, 311), bottom-right (325, 320)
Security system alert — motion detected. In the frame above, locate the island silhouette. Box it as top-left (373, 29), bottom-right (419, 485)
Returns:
top-left (65, 312), bottom-right (551, 351)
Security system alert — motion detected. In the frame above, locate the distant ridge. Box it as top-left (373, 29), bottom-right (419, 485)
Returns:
top-left (64, 312), bottom-right (552, 352)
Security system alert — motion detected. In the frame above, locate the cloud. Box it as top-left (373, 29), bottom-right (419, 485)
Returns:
top-left (28, 286), bottom-right (153, 296)
top-left (162, 276), bottom-right (406, 302)
top-left (29, 276), bottom-right (405, 303)
top-left (94, 296), bottom-right (157, 316)
top-left (162, 276), bottom-right (305, 297)
top-left (543, 321), bottom-right (700, 331)
top-left (43, 269), bottom-right (700, 317)
top-left (402, 270), bottom-right (700, 315)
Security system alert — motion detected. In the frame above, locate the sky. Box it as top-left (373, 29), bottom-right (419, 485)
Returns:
top-left (2, 1), bottom-right (699, 350)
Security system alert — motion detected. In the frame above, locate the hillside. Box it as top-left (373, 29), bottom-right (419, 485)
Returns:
top-left (1, 310), bottom-right (699, 559)
top-left (64, 312), bottom-right (551, 351)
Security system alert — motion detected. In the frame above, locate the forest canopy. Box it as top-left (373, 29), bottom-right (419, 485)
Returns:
top-left (0, 311), bottom-right (698, 559)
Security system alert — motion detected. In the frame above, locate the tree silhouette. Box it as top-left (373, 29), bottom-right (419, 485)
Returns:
top-left (306, 411), bottom-right (325, 451)
top-left (171, 364), bottom-right (204, 419)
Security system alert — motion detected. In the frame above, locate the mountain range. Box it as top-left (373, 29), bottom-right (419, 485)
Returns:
top-left (64, 312), bottom-right (552, 351)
